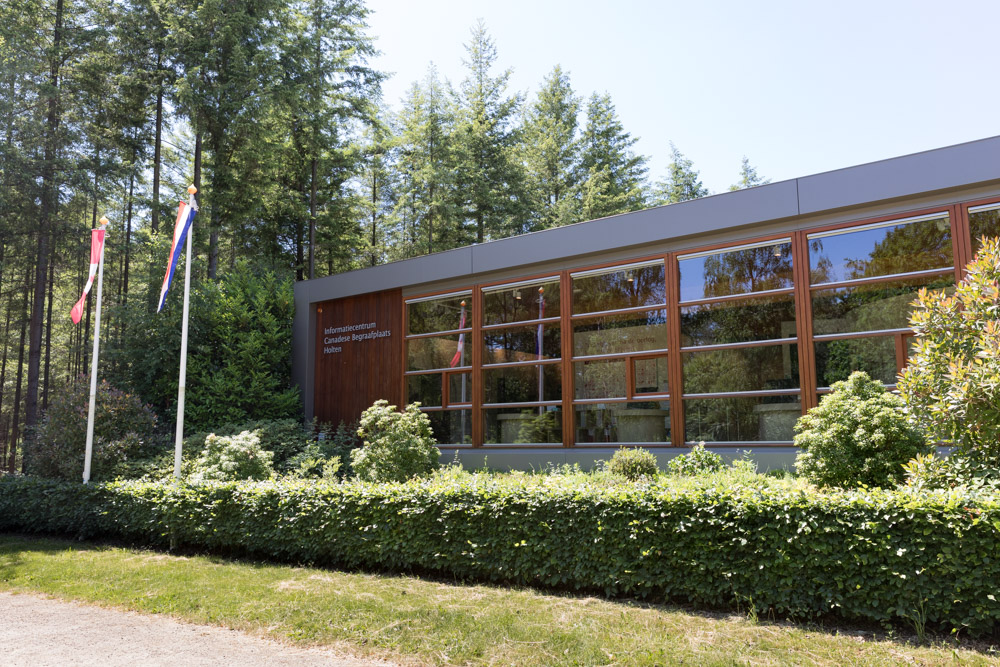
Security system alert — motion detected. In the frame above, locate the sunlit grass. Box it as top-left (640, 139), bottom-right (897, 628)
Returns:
top-left (1, 535), bottom-right (995, 666)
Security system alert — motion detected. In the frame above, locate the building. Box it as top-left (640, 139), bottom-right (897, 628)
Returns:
top-left (292, 136), bottom-right (1000, 469)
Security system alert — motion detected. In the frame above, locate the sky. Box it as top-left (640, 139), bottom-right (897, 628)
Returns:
top-left (364, 0), bottom-right (1000, 194)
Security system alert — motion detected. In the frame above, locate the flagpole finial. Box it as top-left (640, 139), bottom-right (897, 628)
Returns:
top-left (99, 216), bottom-right (109, 226)
top-left (187, 185), bottom-right (198, 195)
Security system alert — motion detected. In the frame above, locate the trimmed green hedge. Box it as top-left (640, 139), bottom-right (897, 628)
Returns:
top-left (2, 474), bottom-right (999, 634)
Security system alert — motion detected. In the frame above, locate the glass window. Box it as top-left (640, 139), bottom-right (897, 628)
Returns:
top-left (575, 401), bottom-right (670, 443)
top-left (680, 295), bottom-right (796, 346)
top-left (814, 337), bottom-right (898, 387)
top-left (808, 214), bottom-right (952, 284)
top-left (682, 344), bottom-right (798, 394)
top-left (634, 356), bottom-right (669, 395)
top-left (407, 293), bottom-right (471, 335)
top-left (574, 359), bottom-right (627, 400)
top-left (407, 333), bottom-right (470, 371)
top-left (406, 373), bottom-right (442, 407)
top-left (970, 205), bottom-right (1000, 257)
top-left (483, 278), bottom-right (560, 326)
top-left (684, 395), bottom-right (800, 442)
top-left (447, 372), bottom-right (472, 406)
top-left (572, 262), bottom-right (665, 314)
top-left (573, 310), bottom-right (668, 357)
top-left (679, 241), bottom-right (793, 302)
top-left (425, 409), bottom-right (473, 445)
top-left (483, 364), bottom-right (562, 404)
top-left (812, 275), bottom-right (953, 335)
top-left (483, 325), bottom-right (561, 365)
top-left (484, 406), bottom-right (562, 444)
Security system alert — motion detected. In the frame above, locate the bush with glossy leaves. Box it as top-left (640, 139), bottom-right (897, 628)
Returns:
top-left (350, 401), bottom-right (440, 483)
top-left (795, 372), bottom-right (930, 488)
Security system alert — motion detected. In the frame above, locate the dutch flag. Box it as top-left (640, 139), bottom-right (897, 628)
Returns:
top-left (157, 199), bottom-right (197, 313)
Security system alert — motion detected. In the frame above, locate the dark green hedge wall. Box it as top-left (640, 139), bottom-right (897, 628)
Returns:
top-left (1, 475), bottom-right (998, 634)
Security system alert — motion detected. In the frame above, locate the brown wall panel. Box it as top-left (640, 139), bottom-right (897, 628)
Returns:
top-left (313, 288), bottom-right (403, 426)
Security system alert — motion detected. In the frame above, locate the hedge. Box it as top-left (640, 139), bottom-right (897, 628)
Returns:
top-left (1, 474), bottom-right (999, 634)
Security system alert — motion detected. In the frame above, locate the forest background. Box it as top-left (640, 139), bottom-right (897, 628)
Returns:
top-left (0, 0), bottom-right (769, 469)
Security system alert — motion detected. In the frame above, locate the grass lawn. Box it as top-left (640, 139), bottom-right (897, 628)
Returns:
top-left (0, 535), bottom-right (996, 666)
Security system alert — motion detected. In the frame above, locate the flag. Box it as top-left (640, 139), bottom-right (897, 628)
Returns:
top-left (157, 200), bottom-right (197, 312)
top-left (449, 302), bottom-right (467, 368)
top-left (70, 228), bottom-right (107, 324)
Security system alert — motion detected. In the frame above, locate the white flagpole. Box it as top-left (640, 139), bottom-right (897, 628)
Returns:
top-left (173, 185), bottom-right (198, 480)
top-left (83, 217), bottom-right (109, 484)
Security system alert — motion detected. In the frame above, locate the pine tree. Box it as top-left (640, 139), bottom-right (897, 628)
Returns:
top-left (729, 156), bottom-right (771, 191)
top-left (654, 143), bottom-right (709, 205)
top-left (578, 93), bottom-right (647, 220)
top-left (393, 67), bottom-right (460, 257)
top-left (521, 65), bottom-right (581, 230)
top-left (454, 21), bottom-right (527, 243)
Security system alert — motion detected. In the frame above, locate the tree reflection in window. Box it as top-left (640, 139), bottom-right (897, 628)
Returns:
top-left (809, 215), bottom-right (952, 284)
top-left (572, 262), bottom-right (665, 314)
top-left (680, 242), bottom-right (793, 302)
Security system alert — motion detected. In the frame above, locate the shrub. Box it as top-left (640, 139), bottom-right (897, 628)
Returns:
top-left (28, 379), bottom-right (158, 481)
top-left (898, 236), bottom-right (1000, 463)
top-left (190, 430), bottom-right (275, 483)
top-left (667, 442), bottom-right (723, 476)
top-left (607, 447), bottom-right (659, 480)
top-left (795, 371), bottom-right (930, 488)
top-left (110, 260), bottom-right (299, 431)
top-left (350, 401), bottom-right (439, 483)
top-left (2, 475), bottom-right (999, 635)
top-left (902, 452), bottom-right (1000, 495)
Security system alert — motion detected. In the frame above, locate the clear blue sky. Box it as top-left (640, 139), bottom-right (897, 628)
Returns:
top-left (365, 0), bottom-right (999, 194)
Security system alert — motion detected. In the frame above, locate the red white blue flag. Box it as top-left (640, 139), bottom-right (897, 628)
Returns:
top-left (449, 302), bottom-right (467, 368)
top-left (70, 228), bottom-right (107, 324)
top-left (157, 200), bottom-right (196, 312)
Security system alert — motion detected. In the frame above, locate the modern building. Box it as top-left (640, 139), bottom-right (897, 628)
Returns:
top-left (292, 136), bottom-right (1000, 469)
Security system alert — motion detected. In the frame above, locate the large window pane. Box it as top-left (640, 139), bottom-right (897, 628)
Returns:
top-left (425, 409), bottom-right (472, 445)
top-left (483, 364), bottom-right (562, 404)
top-left (484, 406), bottom-right (562, 444)
top-left (572, 262), bottom-right (665, 314)
top-left (814, 337), bottom-right (898, 387)
top-left (407, 333), bottom-right (470, 371)
top-left (634, 356), bottom-right (669, 395)
top-left (682, 344), bottom-right (798, 394)
top-left (483, 279), bottom-right (560, 326)
top-left (681, 295), bottom-right (796, 346)
top-left (575, 401), bottom-right (670, 443)
top-left (573, 310), bottom-right (667, 356)
top-left (812, 275), bottom-right (953, 335)
top-left (406, 373), bottom-right (441, 407)
top-left (970, 206), bottom-right (1000, 257)
top-left (679, 242), bottom-right (793, 302)
top-left (408, 294), bottom-right (471, 335)
top-left (808, 215), bottom-right (952, 284)
top-left (483, 325), bottom-right (561, 364)
top-left (685, 395), bottom-right (800, 442)
top-left (574, 359), bottom-right (627, 400)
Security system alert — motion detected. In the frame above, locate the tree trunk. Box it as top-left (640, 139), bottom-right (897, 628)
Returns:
top-left (10, 267), bottom-right (31, 472)
top-left (123, 167), bottom-right (135, 299)
top-left (151, 52), bottom-right (163, 234)
top-left (309, 156), bottom-right (317, 280)
top-left (42, 250), bottom-right (55, 412)
top-left (25, 0), bottom-right (64, 432)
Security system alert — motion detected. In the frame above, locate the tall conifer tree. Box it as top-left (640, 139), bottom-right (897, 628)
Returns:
top-left (578, 93), bottom-right (647, 220)
top-left (454, 21), bottom-right (526, 243)
top-left (521, 65), bottom-right (581, 230)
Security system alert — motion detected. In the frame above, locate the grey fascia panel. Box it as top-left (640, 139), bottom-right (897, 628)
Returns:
top-left (797, 135), bottom-right (1000, 214)
top-left (294, 246), bottom-right (473, 302)
top-left (470, 179), bottom-right (800, 273)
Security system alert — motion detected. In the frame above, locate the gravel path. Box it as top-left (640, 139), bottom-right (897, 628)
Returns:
top-left (0, 591), bottom-right (396, 667)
